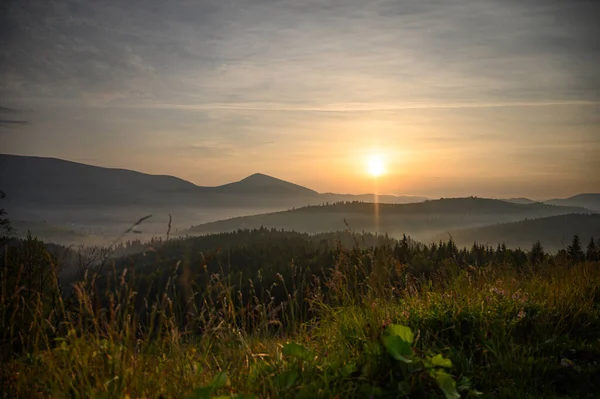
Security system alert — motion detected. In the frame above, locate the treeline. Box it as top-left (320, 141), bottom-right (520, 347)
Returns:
top-left (2, 225), bottom-right (599, 360)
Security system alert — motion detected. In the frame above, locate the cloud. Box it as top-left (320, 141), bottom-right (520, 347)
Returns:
top-left (1, 0), bottom-right (598, 196)
top-left (1, 0), bottom-right (598, 107)
top-left (0, 106), bottom-right (30, 128)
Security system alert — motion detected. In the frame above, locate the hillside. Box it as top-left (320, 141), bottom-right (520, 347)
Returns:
top-left (429, 213), bottom-right (600, 252)
top-left (501, 197), bottom-right (536, 205)
top-left (0, 154), bottom-right (200, 206)
top-left (545, 193), bottom-right (600, 212)
top-left (184, 197), bottom-right (591, 240)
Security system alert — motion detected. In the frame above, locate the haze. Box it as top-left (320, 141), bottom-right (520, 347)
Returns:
top-left (1, 0), bottom-right (599, 199)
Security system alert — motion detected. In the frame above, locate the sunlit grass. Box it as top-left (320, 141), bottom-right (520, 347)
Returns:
top-left (1, 237), bottom-right (599, 398)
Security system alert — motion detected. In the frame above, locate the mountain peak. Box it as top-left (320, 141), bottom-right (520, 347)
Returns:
top-left (215, 173), bottom-right (318, 196)
top-left (240, 173), bottom-right (276, 182)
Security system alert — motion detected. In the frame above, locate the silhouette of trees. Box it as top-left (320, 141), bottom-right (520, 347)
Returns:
top-left (529, 240), bottom-right (545, 265)
top-left (586, 237), bottom-right (598, 262)
top-left (0, 190), bottom-right (13, 241)
top-left (567, 235), bottom-right (585, 262)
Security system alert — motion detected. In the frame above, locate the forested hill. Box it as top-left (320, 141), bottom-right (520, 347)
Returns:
top-left (183, 197), bottom-right (591, 240)
top-left (545, 193), bottom-right (600, 212)
top-left (430, 213), bottom-right (600, 252)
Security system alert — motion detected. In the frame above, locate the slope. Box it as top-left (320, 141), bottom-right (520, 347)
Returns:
top-left (184, 197), bottom-right (591, 239)
top-left (429, 213), bottom-right (600, 252)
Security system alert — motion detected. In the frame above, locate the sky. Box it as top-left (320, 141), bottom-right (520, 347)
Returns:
top-left (1, 0), bottom-right (599, 199)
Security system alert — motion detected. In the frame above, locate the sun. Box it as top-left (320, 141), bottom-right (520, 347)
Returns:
top-left (366, 155), bottom-right (386, 177)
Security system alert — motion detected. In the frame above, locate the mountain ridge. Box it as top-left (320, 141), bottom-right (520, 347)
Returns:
top-left (183, 198), bottom-right (593, 240)
top-left (429, 213), bottom-right (600, 252)
top-left (0, 154), bottom-right (430, 202)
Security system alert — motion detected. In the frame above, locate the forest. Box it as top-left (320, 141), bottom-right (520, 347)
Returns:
top-left (2, 204), bottom-right (600, 398)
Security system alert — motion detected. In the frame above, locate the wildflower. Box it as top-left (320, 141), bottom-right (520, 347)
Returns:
top-left (517, 309), bottom-right (526, 320)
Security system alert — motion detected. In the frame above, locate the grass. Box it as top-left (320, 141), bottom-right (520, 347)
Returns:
top-left (1, 236), bottom-right (599, 398)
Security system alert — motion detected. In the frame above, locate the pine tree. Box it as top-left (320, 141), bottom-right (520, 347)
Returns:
top-left (0, 190), bottom-right (14, 241)
top-left (567, 235), bottom-right (585, 262)
top-left (586, 237), bottom-right (598, 262)
top-left (529, 240), bottom-right (545, 265)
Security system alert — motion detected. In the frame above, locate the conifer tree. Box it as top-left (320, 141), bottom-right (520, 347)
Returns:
top-left (0, 190), bottom-right (14, 241)
top-left (529, 240), bottom-right (545, 265)
top-left (586, 237), bottom-right (598, 262)
top-left (567, 235), bottom-right (585, 262)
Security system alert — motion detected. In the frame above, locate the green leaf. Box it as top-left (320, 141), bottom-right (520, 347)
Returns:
top-left (386, 324), bottom-right (414, 344)
top-left (435, 370), bottom-right (461, 399)
top-left (282, 342), bottom-right (313, 361)
top-left (210, 371), bottom-right (228, 388)
top-left (275, 369), bottom-right (299, 389)
top-left (186, 387), bottom-right (212, 399)
top-left (430, 354), bottom-right (453, 368)
top-left (383, 335), bottom-right (413, 363)
top-left (214, 396), bottom-right (258, 399)
top-left (398, 380), bottom-right (411, 396)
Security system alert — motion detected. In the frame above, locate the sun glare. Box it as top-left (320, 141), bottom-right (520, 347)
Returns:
top-left (366, 155), bottom-right (386, 177)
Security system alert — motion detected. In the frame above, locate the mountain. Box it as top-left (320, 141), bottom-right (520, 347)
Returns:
top-left (0, 154), bottom-right (321, 207)
top-left (0, 154), bottom-right (429, 240)
top-left (429, 214), bottom-right (600, 252)
top-left (183, 197), bottom-right (591, 240)
top-left (0, 154), bottom-right (200, 207)
top-left (319, 193), bottom-right (430, 204)
top-left (213, 173), bottom-right (318, 196)
top-left (544, 194), bottom-right (600, 212)
top-left (502, 197), bottom-right (536, 205)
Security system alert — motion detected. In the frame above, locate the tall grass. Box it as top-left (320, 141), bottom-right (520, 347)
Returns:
top-left (1, 235), bottom-right (599, 398)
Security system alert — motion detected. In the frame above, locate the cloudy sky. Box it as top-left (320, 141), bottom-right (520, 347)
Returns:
top-left (1, 0), bottom-right (599, 198)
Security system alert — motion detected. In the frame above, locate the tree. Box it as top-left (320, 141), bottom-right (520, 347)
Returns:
top-left (529, 240), bottom-right (545, 265)
top-left (1, 232), bottom-right (62, 356)
top-left (586, 237), bottom-right (598, 262)
top-left (0, 190), bottom-right (14, 241)
top-left (567, 235), bottom-right (585, 263)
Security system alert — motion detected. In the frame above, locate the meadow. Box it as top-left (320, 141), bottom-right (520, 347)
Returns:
top-left (1, 230), bottom-right (599, 398)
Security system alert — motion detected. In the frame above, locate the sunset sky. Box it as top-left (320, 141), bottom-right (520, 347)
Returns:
top-left (1, 0), bottom-right (599, 199)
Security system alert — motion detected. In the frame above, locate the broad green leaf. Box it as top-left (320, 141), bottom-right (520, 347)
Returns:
top-left (430, 354), bottom-right (453, 368)
top-left (457, 376), bottom-right (483, 397)
top-left (386, 324), bottom-right (414, 344)
top-left (275, 369), bottom-right (299, 389)
top-left (435, 370), bottom-right (461, 399)
top-left (210, 371), bottom-right (228, 388)
top-left (383, 335), bottom-right (413, 363)
top-left (282, 342), bottom-right (313, 361)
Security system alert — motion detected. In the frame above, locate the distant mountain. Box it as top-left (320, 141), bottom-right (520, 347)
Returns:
top-left (429, 214), bottom-right (600, 252)
top-left (183, 197), bottom-right (591, 240)
top-left (544, 193), bottom-right (600, 212)
top-left (502, 197), bottom-right (536, 205)
top-left (0, 154), bottom-right (429, 237)
top-left (213, 173), bottom-right (318, 196)
top-left (319, 193), bottom-right (430, 204)
top-left (0, 154), bottom-right (201, 207)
